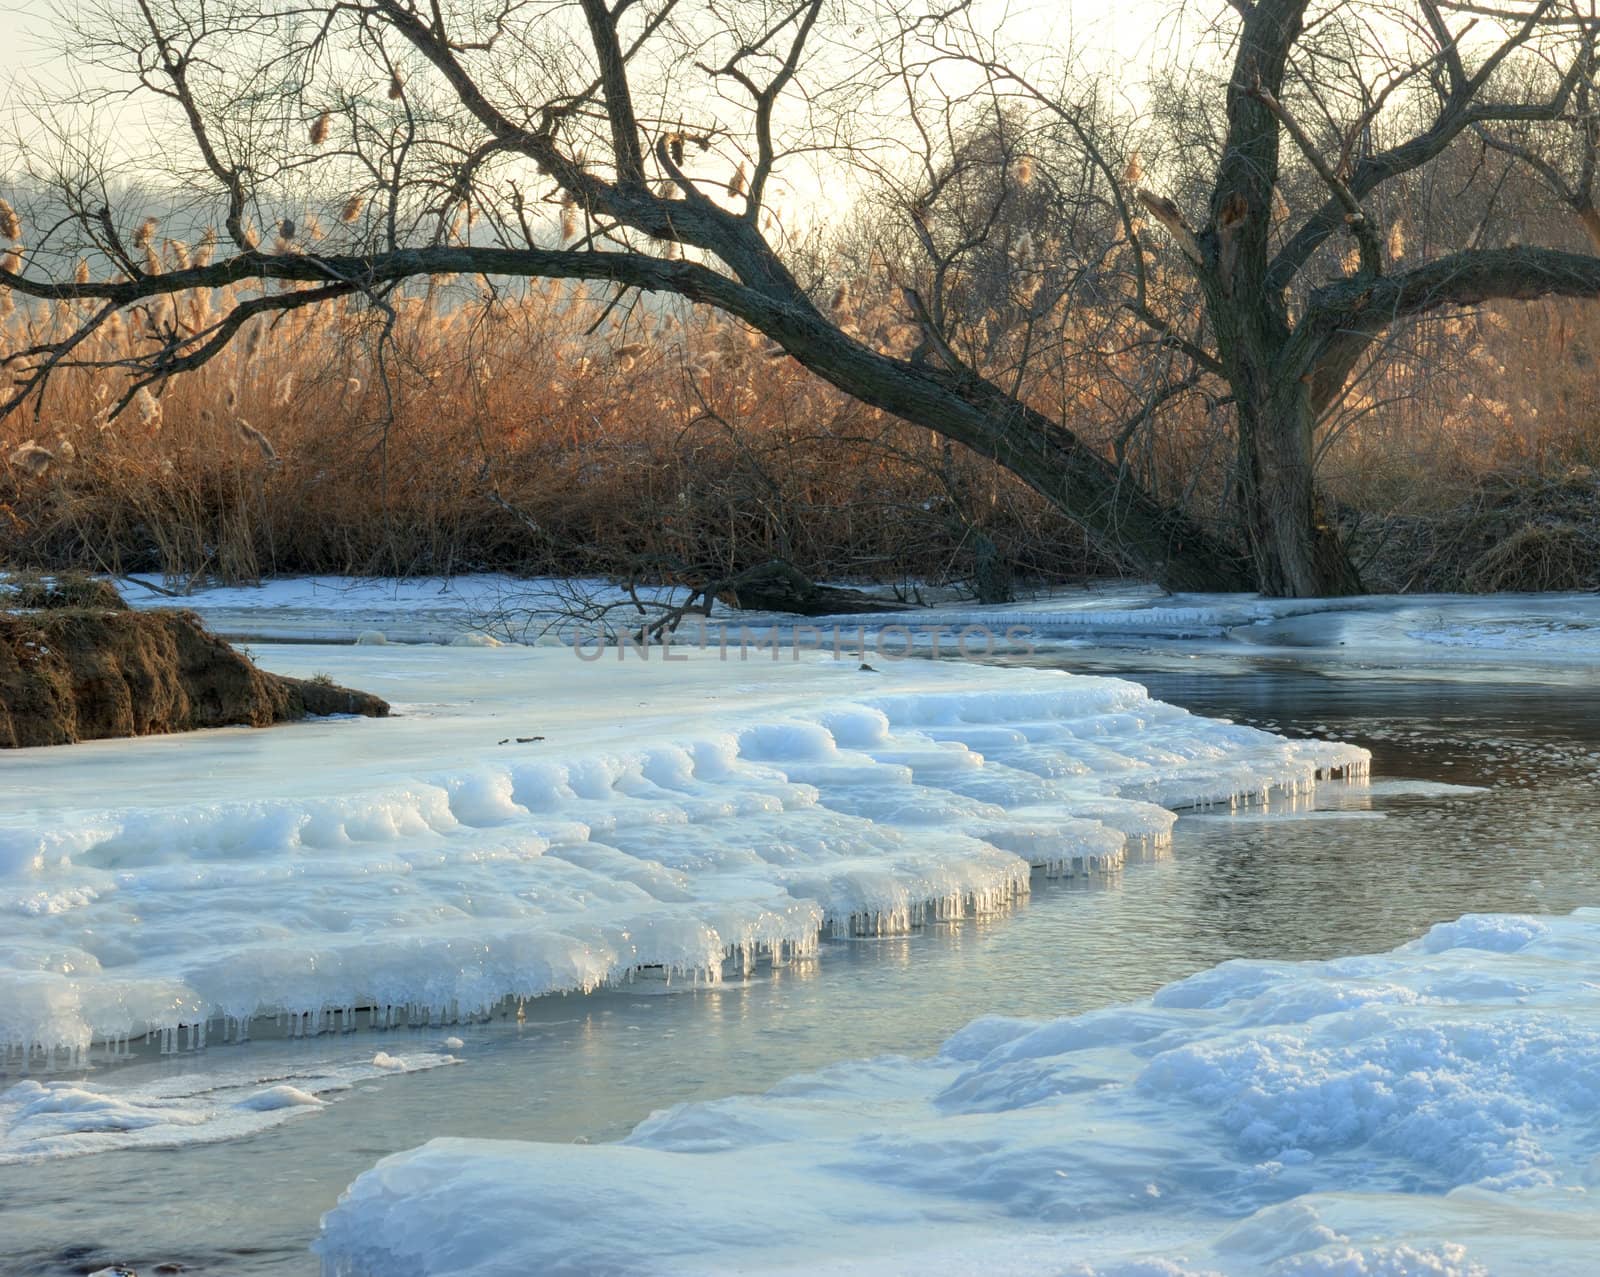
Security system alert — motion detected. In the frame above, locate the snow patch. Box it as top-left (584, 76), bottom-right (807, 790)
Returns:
top-left (315, 909), bottom-right (1600, 1277)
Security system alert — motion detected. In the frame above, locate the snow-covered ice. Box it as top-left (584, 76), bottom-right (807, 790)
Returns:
top-left (841, 588), bottom-right (1600, 680)
top-left (316, 909), bottom-right (1600, 1277)
top-left (118, 574), bottom-right (691, 644)
top-left (117, 575), bottom-right (1600, 681)
top-left (1, 645), bottom-right (1364, 1068)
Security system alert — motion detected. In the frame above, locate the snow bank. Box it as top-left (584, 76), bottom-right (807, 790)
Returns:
top-left (1, 648), bottom-right (1363, 1065)
top-left (117, 574), bottom-right (693, 644)
top-left (316, 909), bottom-right (1600, 1277)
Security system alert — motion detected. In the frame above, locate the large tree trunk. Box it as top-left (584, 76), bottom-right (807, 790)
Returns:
top-left (1234, 380), bottom-right (1363, 597)
top-left (1194, 0), bottom-right (1364, 599)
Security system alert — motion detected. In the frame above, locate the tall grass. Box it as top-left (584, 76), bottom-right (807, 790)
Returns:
top-left (0, 272), bottom-right (1108, 590)
top-left (2, 255), bottom-right (1597, 593)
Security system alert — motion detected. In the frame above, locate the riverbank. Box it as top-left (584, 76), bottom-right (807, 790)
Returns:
top-left (4, 663), bottom-right (1598, 1275)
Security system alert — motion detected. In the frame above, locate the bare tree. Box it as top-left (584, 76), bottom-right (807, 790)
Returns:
top-left (921, 0), bottom-right (1600, 594)
top-left (2, 0), bottom-right (1598, 596)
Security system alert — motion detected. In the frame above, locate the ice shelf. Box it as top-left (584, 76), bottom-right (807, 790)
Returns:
top-left (2, 646), bottom-right (1365, 1066)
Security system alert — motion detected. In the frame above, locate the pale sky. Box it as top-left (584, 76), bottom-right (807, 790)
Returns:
top-left (0, 0), bottom-right (1206, 216)
top-left (7, 0), bottom-right (64, 81)
top-left (1, 1), bottom-right (1190, 85)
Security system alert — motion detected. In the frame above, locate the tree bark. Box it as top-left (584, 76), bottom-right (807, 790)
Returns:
top-left (1235, 381), bottom-right (1362, 597)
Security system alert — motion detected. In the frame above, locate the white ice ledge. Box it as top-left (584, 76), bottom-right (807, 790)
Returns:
top-left (1, 649), bottom-right (1366, 1066)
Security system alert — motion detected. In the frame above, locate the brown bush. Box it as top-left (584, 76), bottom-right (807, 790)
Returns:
top-left (0, 279), bottom-right (1114, 591)
top-left (1465, 522), bottom-right (1598, 593)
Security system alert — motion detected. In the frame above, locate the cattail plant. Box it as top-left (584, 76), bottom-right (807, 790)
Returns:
top-left (234, 417), bottom-right (279, 463)
top-left (310, 111), bottom-right (332, 145)
top-left (1387, 219), bottom-right (1407, 263)
top-left (132, 217), bottom-right (159, 250)
top-left (135, 387), bottom-right (163, 429)
top-left (388, 72), bottom-right (405, 100)
top-left (1121, 151), bottom-right (1143, 186)
top-left (339, 195), bottom-right (365, 223)
top-left (727, 162), bottom-right (747, 198)
top-left (8, 440), bottom-right (52, 477)
top-left (0, 198), bottom-right (20, 242)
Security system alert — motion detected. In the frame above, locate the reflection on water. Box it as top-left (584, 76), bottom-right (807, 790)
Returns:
top-left (5, 667), bottom-right (1600, 1275)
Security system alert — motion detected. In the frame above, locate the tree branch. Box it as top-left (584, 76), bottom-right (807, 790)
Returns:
top-left (1248, 81), bottom-right (1382, 275)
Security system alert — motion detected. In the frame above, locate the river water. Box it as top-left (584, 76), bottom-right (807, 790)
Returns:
top-left (5, 662), bottom-right (1600, 1276)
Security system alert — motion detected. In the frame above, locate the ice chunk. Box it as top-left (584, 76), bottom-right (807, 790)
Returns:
top-left (236, 1084), bottom-right (323, 1111)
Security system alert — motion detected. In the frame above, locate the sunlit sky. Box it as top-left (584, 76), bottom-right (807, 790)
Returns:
top-left (7, 0), bottom-right (63, 81)
top-left (2, 0), bottom-right (1196, 88)
top-left (0, 0), bottom-right (1215, 225)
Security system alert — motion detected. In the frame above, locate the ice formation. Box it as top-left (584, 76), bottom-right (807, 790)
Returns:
top-left (2, 648), bottom-right (1364, 1066)
top-left (0, 1041), bottom-right (454, 1163)
top-left (316, 910), bottom-right (1600, 1277)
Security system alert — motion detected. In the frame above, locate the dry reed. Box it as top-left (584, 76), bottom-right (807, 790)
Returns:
top-left (0, 264), bottom-right (1595, 594)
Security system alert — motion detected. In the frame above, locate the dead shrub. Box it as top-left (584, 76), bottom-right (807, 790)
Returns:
top-left (1465, 521), bottom-right (1598, 592)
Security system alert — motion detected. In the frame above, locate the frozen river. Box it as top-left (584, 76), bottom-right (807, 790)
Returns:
top-left (5, 647), bottom-right (1600, 1274)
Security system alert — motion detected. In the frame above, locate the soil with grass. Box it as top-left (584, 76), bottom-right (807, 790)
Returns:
top-left (0, 577), bottom-right (388, 748)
